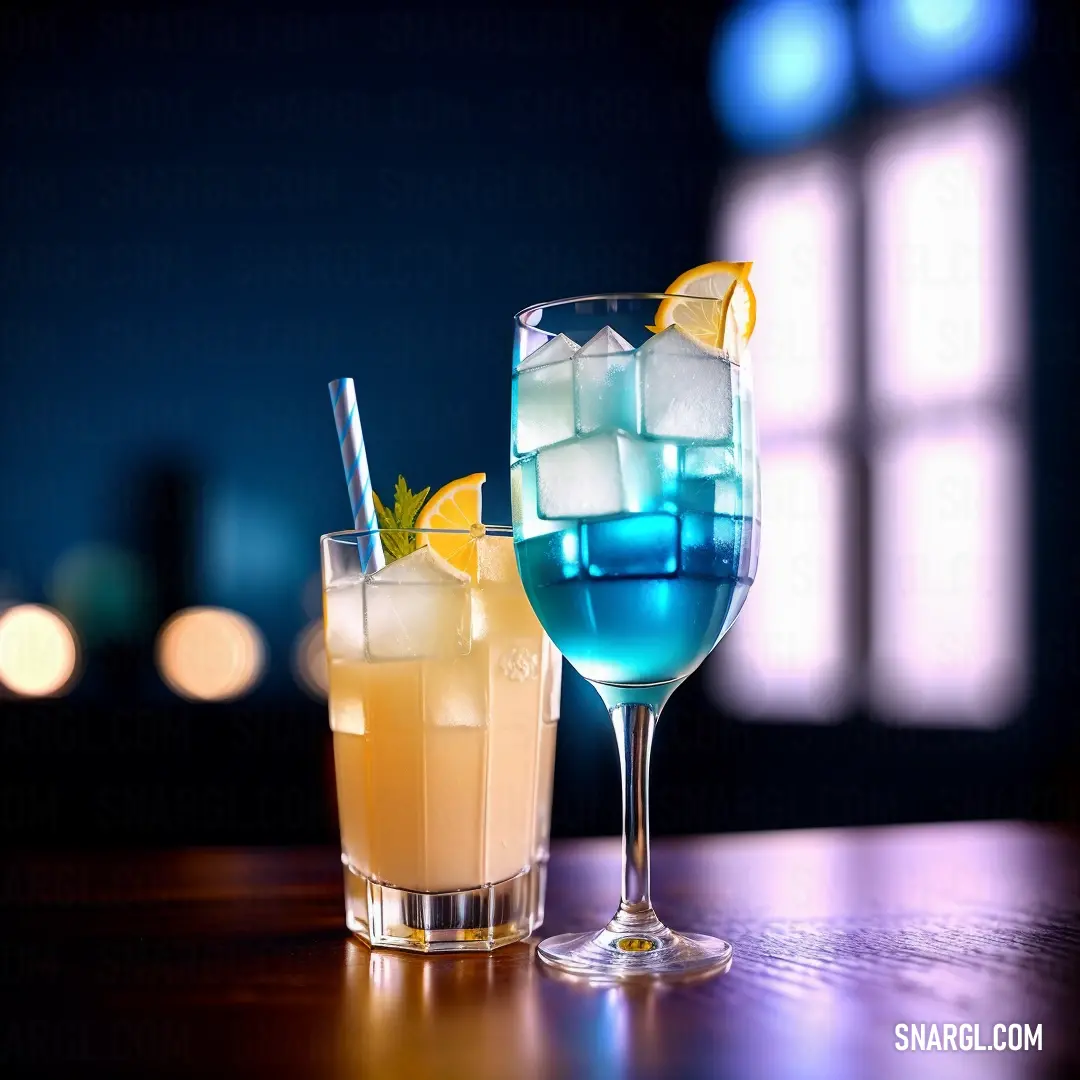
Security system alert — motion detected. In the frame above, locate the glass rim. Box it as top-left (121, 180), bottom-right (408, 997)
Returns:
top-left (514, 292), bottom-right (726, 328)
top-left (321, 524), bottom-right (514, 544)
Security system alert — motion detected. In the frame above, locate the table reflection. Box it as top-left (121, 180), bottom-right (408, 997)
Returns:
top-left (333, 939), bottom-right (696, 1080)
top-left (536, 966), bottom-right (671, 1079)
top-left (335, 941), bottom-right (549, 1079)
top-left (322, 823), bottom-right (1077, 1080)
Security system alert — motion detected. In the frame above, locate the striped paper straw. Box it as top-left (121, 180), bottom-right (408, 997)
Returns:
top-left (329, 378), bottom-right (385, 573)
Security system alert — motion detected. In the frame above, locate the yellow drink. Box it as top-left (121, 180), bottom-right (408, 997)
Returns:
top-left (321, 529), bottom-right (560, 951)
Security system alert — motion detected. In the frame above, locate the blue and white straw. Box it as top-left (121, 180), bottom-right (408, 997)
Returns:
top-left (329, 378), bottom-right (385, 573)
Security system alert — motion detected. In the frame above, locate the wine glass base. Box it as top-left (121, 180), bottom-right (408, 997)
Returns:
top-left (537, 924), bottom-right (733, 983)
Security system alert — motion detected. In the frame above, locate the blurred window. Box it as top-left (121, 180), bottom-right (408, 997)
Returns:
top-left (710, 152), bottom-right (855, 721)
top-left (708, 97), bottom-right (1027, 727)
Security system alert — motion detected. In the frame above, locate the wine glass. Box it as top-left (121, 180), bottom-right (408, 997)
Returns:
top-left (510, 294), bottom-right (759, 980)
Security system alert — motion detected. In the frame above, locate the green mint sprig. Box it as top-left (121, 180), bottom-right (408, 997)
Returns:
top-left (372, 475), bottom-right (431, 563)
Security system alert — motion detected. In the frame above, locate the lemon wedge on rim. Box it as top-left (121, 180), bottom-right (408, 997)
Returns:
top-left (415, 472), bottom-right (486, 579)
top-left (650, 261), bottom-right (756, 356)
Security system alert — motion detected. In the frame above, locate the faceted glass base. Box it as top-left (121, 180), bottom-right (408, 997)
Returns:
top-left (343, 861), bottom-right (547, 953)
top-left (537, 920), bottom-right (733, 982)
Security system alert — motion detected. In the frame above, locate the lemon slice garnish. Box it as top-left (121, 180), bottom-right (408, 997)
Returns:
top-left (650, 261), bottom-right (756, 355)
top-left (415, 473), bottom-right (486, 580)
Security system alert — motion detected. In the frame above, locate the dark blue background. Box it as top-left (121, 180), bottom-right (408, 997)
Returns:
top-left (0, 3), bottom-right (717, 677)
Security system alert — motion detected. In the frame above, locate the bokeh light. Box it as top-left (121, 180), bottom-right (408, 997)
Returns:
top-left (48, 544), bottom-right (150, 646)
top-left (156, 607), bottom-right (266, 702)
top-left (859, 0), bottom-right (1029, 100)
top-left (0, 604), bottom-right (81, 697)
top-left (710, 0), bottom-right (856, 150)
top-left (293, 620), bottom-right (328, 700)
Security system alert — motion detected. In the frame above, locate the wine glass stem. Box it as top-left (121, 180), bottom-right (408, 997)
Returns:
top-left (610, 703), bottom-right (661, 929)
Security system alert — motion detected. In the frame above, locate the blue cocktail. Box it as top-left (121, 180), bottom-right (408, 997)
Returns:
top-left (511, 281), bottom-right (760, 980)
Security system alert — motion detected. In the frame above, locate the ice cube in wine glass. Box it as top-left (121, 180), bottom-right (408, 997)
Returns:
top-left (638, 325), bottom-right (733, 444)
top-left (574, 325), bottom-right (637, 436)
top-left (534, 433), bottom-right (673, 520)
top-left (513, 332), bottom-right (579, 456)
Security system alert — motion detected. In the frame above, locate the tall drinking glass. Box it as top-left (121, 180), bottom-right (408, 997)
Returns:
top-left (322, 526), bottom-right (561, 951)
top-left (510, 295), bottom-right (760, 979)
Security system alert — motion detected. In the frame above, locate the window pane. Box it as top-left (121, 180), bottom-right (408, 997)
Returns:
top-left (708, 444), bottom-right (850, 720)
top-left (871, 419), bottom-right (1027, 726)
top-left (866, 97), bottom-right (1023, 411)
top-left (714, 153), bottom-right (853, 434)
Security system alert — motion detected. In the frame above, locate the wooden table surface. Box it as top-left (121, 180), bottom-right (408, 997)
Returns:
top-left (1, 822), bottom-right (1078, 1079)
